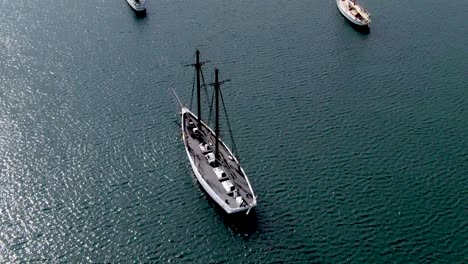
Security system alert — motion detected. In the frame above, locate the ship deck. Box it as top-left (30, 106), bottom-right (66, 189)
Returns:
top-left (182, 111), bottom-right (255, 211)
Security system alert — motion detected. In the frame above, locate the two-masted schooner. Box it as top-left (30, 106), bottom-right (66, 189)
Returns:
top-left (173, 50), bottom-right (257, 214)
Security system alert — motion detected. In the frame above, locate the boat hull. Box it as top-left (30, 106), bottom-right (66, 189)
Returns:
top-left (181, 108), bottom-right (256, 214)
top-left (127, 0), bottom-right (146, 12)
top-left (336, 0), bottom-right (370, 27)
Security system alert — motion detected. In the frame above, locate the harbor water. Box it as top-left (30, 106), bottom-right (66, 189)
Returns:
top-left (0, 0), bottom-right (466, 262)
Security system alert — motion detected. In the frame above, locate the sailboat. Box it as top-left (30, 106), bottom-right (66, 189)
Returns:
top-left (127, 0), bottom-right (146, 13)
top-left (173, 50), bottom-right (257, 214)
top-left (336, 0), bottom-right (371, 27)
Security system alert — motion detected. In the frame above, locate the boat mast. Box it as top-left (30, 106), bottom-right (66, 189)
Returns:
top-left (214, 68), bottom-right (220, 161)
top-left (195, 49), bottom-right (202, 130)
top-left (191, 50), bottom-right (210, 129)
top-left (211, 68), bottom-right (230, 161)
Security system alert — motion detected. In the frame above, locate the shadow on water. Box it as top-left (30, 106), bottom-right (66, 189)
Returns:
top-left (348, 22), bottom-right (370, 34)
top-left (129, 10), bottom-right (149, 27)
top-left (214, 204), bottom-right (259, 239)
top-left (194, 181), bottom-right (260, 239)
top-left (134, 11), bottom-right (147, 19)
top-left (125, 4), bottom-right (147, 19)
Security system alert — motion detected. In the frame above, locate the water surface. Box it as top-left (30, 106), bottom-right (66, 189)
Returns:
top-left (0, 0), bottom-right (466, 262)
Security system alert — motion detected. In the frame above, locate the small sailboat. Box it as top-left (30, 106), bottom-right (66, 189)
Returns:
top-left (127, 0), bottom-right (146, 13)
top-left (173, 50), bottom-right (257, 214)
top-left (336, 0), bottom-right (371, 27)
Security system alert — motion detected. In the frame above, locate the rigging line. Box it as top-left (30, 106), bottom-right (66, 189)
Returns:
top-left (220, 90), bottom-right (239, 156)
top-left (190, 70), bottom-right (195, 109)
top-left (185, 51), bottom-right (197, 109)
top-left (200, 67), bottom-right (210, 105)
top-left (207, 89), bottom-right (215, 126)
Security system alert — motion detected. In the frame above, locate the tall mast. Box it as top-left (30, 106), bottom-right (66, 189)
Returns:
top-left (208, 68), bottom-right (230, 161)
top-left (196, 49), bottom-right (201, 130)
top-left (214, 68), bottom-right (220, 161)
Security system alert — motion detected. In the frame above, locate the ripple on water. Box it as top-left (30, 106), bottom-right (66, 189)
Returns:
top-left (0, 0), bottom-right (467, 262)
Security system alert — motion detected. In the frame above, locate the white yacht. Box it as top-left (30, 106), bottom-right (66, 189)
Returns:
top-left (127, 0), bottom-right (146, 13)
top-left (336, 0), bottom-right (371, 27)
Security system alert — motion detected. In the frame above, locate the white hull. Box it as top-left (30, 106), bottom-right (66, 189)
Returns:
top-left (336, 0), bottom-right (370, 26)
top-left (127, 0), bottom-right (146, 12)
top-left (181, 108), bottom-right (256, 214)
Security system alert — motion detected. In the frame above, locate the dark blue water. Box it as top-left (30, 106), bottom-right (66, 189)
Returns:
top-left (1, 0), bottom-right (466, 262)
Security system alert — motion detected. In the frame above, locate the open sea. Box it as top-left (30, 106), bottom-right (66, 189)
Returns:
top-left (0, 0), bottom-right (466, 262)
